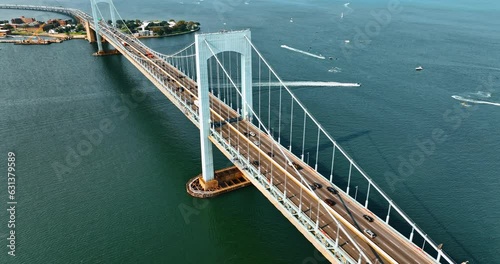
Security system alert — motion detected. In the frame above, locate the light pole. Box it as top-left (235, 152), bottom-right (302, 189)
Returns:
top-left (306, 152), bottom-right (310, 164)
top-left (354, 185), bottom-right (358, 201)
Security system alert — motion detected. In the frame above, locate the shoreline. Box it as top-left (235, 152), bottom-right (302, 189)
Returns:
top-left (3, 27), bottom-right (200, 42)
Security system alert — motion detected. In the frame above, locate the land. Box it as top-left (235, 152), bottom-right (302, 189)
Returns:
top-left (0, 16), bottom-right (200, 43)
top-left (113, 19), bottom-right (200, 38)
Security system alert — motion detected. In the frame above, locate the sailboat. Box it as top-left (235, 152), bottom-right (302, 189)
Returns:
top-left (341, 12), bottom-right (344, 19)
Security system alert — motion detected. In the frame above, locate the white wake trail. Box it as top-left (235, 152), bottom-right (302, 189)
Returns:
top-left (452, 95), bottom-right (500, 107)
top-left (280, 45), bottom-right (325, 59)
top-left (255, 81), bottom-right (360, 87)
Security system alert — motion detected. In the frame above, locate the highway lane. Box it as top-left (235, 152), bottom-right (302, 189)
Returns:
top-left (93, 22), bottom-right (436, 264)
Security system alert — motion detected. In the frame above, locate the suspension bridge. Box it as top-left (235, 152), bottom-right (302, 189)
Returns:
top-left (1, 2), bottom-right (460, 264)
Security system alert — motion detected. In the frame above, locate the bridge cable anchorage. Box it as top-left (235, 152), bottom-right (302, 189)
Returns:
top-left (203, 39), bottom-right (377, 263)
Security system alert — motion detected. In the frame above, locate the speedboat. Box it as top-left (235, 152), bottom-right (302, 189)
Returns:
top-left (415, 66), bottom-right (423, 71)
top-left (461, 102), bottom-right (471, 107)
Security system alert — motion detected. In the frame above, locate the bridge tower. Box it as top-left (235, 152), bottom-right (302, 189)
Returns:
top-left (195, 30), bottom-right (252, 186)
top-left (90, 0), bottom-right (118, 53)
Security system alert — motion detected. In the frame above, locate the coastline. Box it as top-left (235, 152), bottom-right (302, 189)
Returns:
top-left (1, 27), bottom-right (199, 43)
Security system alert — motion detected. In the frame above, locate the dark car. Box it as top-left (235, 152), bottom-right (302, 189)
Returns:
top-left (252, 160), bottom-right (260, 166)
top-left (313, 182), bottom-right (322, 189)
top-left (309, 184), bottom-right (317, 191)
top-left (327, 186), bottom-right (338, 194)
top-left (363, 214), bottom-right (374, 222)
top-left (267, 151), bottom-right (275, 157)
top-left (325, 199), bottom-right (336, 206)
top-left (288, 161), bottom-right (303, 170)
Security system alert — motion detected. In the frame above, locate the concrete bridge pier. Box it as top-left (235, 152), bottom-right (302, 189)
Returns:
top-left (85, 21), bottom-right (96, 42)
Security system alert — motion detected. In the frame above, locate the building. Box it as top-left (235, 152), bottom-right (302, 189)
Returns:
top-left (137, 29), bottom-right (153, 36)
top-left (10, 18), bottom-right (23, 24)
top-left (11, 16), bottom-right (36, 24)
top-left (21, 16), bottom-right (36, 24)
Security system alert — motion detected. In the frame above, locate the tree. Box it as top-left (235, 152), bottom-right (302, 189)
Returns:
top-left (75, 24), bottom-right (85, 32)
top-left (151, 26), bottom-right (164, 36)
top-left (173, 20), bottom-right (187, 32)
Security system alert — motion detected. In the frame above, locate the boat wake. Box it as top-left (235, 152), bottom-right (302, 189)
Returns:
top-left (255, 81), bottom-right (360, 87)
top-left (472, 91), bottom-right (492, 98)
top-left (280, 45), bottom-right (325, 59)
top-left (452, 94), bottom-right (500, 107)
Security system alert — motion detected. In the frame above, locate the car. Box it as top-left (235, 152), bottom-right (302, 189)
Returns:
top-left (327, 186), bottom-right (338, 194)
top-left (288, 161), bottom-right (303, 170)
top-left (309, 184), bottom-right (317, 191)
top-left (313, 182), bottom-right (322, 189)
top-left (253, 140), bottom-right (260, 146)
top-left (363, 214), bottom-right (374, 222)
top-left (324, 199), bottom-right (335, 206)
top-left (252, 160), bottom-right (260, 166)
top-left (364, 229), bottom-right (377, 239)
top-left (243, 131), bottom-right (256, 137)
top-left (266, 151), bottom-right (275, 157)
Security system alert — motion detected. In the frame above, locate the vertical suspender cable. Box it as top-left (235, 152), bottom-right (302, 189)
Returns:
top-left (289, 99), bottom-right (294, 152)
top-left (315, 127), bottom-right (320, 171)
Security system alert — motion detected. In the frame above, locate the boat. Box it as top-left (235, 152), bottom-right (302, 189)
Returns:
top-left (415, 66), bottom-right (423, 71)
top-left (461, 102), bottom-right (471, 107)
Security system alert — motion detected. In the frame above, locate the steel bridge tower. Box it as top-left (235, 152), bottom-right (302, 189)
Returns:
top-left (195, 30), bottom-right (253, 186)
top-left (90, 0), bottom-right (118, 53)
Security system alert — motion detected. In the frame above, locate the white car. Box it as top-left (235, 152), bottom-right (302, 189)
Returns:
top-left (253, 140), bottom-right (260, 146)
top-left (364, 229), bottom-right (377, 239)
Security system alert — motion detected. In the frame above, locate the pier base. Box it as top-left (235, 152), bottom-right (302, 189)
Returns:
top-left (187, 166), bottom-right (252, 198)
top-left (92, 49), bottom-right (121, 56)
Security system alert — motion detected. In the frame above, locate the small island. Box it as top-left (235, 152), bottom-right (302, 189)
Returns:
top-left (115, 19), bottom-right (200, 38)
